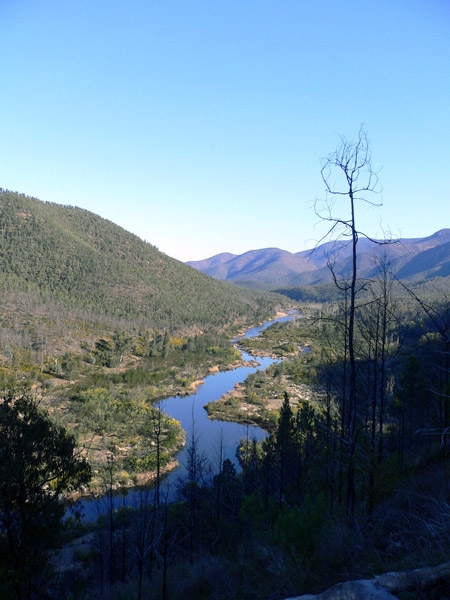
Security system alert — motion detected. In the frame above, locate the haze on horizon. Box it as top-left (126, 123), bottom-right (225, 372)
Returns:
top-left (1, 1), bottom-right (449, 262)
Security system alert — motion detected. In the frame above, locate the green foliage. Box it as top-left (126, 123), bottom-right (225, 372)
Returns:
top-left (68, 384), bottom-right (183, 479)
top-left (0, 390), bottom-right (91, 598)
top-left (239, 491), bottom-right (278, 532)
top-left (0, 190), bottom-right (287, 493)
top-left (278, 277), bottom-right (450, 309)
top-left (275, 283), bottom-right (344, 303)
top-left (238, 314), bottom-right (317, 361)
top-left (206, 319), bottom-right (322, 430)
top-left (130, 448), bottom-right (171, 472)
top-left (0, 190), bottom-right (282, 337)
top-left (4, 191), bottom-right (450, 597)
top-left (32, 326), bottom-right (245, 482)
top-left (74, 387), bottom-right (118, 434)
top-left (274, 494), bottom-right (328, 556)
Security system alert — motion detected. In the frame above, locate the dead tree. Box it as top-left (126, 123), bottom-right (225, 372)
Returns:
top-left (315, 126), bottom-right (386, 519)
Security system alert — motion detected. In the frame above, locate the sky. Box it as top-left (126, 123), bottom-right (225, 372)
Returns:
top-left (1, 1), bottom-right (450, 262)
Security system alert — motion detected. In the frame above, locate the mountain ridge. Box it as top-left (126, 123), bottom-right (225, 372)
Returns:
top-left (187, 229), bottom-right (450, 290)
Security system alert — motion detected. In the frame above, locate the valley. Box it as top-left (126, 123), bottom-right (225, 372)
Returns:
top-left (2, 190), bottom-right (450, 599)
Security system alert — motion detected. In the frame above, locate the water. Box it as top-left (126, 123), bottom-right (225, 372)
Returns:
top-left (72, 313), bottom-right (294, 521)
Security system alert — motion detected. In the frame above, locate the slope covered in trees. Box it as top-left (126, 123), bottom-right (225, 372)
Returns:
top-left (0, 188), bottom-right (287, 503)
top-left (2, 120), bottom-right (449, 598)
top-left (0, 190), bottom-right (281, 334)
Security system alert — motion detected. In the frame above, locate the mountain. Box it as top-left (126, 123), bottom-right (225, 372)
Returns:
top-left (187, 229), bottom-right (450, 290)
top-left (0, 190), bottom-right (281, 337)
top-left (188, 248), bottom-right (317, 290)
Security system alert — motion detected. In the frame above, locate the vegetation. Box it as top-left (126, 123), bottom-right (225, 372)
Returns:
top-left (0, 390), bottom-right (91, 599)
top-left (0, 189), bottom-right (282, 334)
top-left (2, 296), bottom-right (450, 599)
top-left (2, 179), bottom-right (450, 598)
top-left (0, 188), bottom-right (286, 488)
top-left (37, 279), bottom-right (450, 598)
top-left (205, 313), bottom-right (320, 429)
top-left (46, 329), bottom-right (243, 485)
top-left (276, 275), bottom-right (450, 305)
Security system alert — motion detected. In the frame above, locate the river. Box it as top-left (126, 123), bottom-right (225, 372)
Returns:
top-left (74, 313), bottom-right (294, 521)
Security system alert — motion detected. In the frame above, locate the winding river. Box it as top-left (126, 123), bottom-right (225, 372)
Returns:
top-left (75, 313), bottom-right (294, 521)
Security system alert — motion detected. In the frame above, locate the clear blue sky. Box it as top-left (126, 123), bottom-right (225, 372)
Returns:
top-left (1, 1), bottom-right (449, 261)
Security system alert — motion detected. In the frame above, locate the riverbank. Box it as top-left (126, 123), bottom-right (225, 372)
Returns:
top-left (204, 374), bottom-right (320, 431)
top-left (69, 458), bottom-right (180, 504)
top-left (185, 354), bottom-right (261, 393)
top-left (205, 309), bottom-right (321, 431)
top-left (70, 314), bottom-right (294, 515)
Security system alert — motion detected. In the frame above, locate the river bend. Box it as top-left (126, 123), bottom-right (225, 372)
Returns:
top-left (76, 313), bottom-right (293, 520)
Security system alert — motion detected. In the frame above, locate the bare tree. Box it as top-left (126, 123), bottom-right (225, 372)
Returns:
top-left (315, 127), bottom-right (386, 519)
top-left (356, 257), bottom-right (400, 512)
top-left (130, 488), bottom-right (155, 600)
top-left (178, 406), bottom-right (210, 562)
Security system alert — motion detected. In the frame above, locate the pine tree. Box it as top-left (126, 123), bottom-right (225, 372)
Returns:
top-left (276, 391), bottom-right (295, 506)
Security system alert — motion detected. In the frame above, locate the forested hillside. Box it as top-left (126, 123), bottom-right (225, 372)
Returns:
top-left (3, 188), bottom-right (450, 599)
top-left (0, 190), bottom-right (282, 339)
top-left (0, 190), bottom-right (289, 598)
top-left (0, 189), bottom-right (285, 489)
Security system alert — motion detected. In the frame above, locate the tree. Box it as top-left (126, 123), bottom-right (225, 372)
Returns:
top-left (276, 391), bottom-right (295, 506)
top-left (0, 389), bottom-right (91, 599)
top-left (356, 258), bottom-right (400, 512)
top-left (179, 409), bottom-right (210, 562)
top-left (130, 488), bottom-right (155, 600)
top-left (151, 401), bottom-right (164, 509)
top-left (397, 288), bottom-right (450, 460)
top-left (293, 400), bottom-right (320, 503)
top-left (315, 127), bottom-right (385, 519)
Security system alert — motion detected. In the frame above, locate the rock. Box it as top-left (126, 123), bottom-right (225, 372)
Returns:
top-left (288, 560), bottom-right (450, 600)
top-left (288, 580), bottom-right (396, 599)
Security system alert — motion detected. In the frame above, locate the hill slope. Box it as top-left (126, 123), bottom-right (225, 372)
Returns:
top-left (0, 190), bottom-right (280, 335)
top-left (187, 229), bottom-right (450, 290)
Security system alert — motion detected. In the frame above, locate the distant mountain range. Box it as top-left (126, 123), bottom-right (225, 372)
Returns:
top-left (186, 229), bottom-right (450, 290)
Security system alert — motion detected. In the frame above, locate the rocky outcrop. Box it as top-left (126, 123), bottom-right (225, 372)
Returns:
top-left (289, 560), bottom-right (450, 599)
